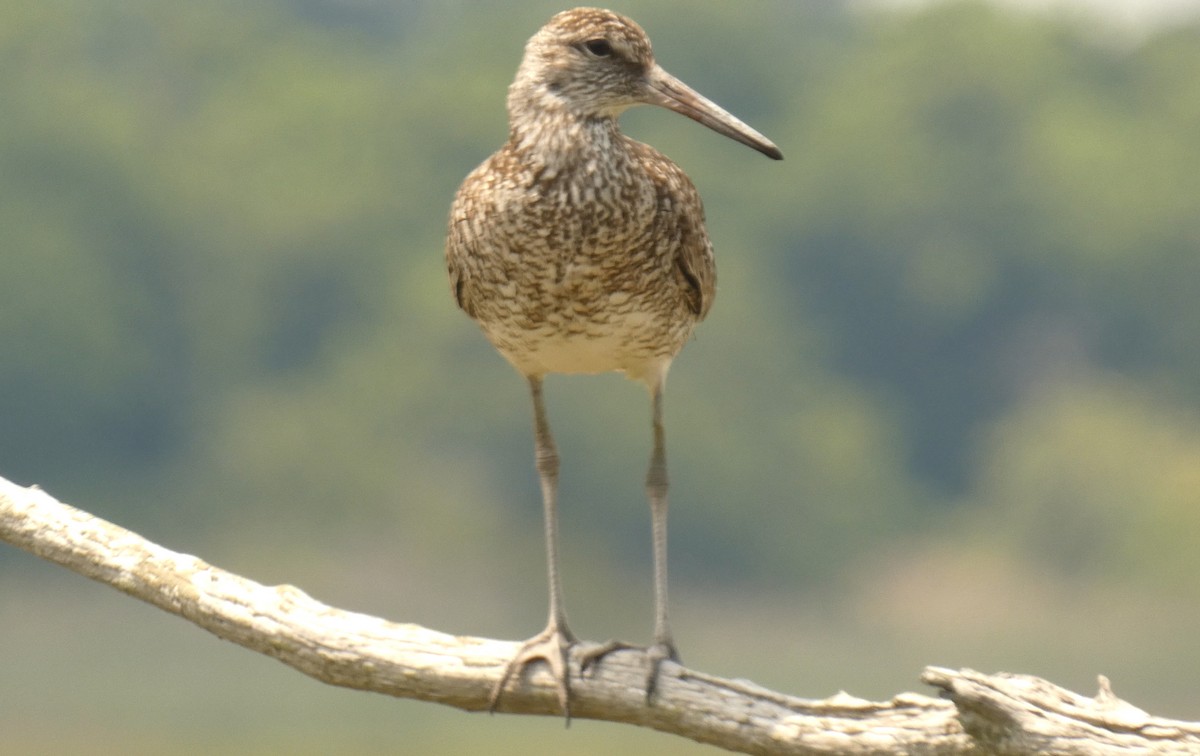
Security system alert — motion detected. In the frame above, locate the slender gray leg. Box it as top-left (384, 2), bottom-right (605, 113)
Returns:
top-left (645, 381), bottom-right (680, 696)
top-left (489, 375), bottom-right (578, 719)
top-left (531, 375), bottom-right (572, 637)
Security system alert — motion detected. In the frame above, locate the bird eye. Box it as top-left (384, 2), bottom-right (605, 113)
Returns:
top-left (583, 39), bottom-right (614, 57)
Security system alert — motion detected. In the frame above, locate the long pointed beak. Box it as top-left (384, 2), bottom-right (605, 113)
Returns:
top-left (643, 65), bottom-right (783, 160)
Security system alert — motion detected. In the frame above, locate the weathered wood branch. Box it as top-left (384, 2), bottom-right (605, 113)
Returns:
top-left (2, 475), bottom-right (1197, 754)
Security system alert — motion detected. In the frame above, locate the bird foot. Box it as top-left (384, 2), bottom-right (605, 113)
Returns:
top-left (578, 638), bottom-right (680, 703)
top-left (489, 622), bottom-right (578, 720)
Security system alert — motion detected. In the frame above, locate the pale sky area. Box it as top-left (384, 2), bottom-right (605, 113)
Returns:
top-left (871, 0), bottom-right (1200, 35)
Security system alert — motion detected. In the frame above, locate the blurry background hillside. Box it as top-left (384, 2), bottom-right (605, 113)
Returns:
top-left (3, 0), bottom-right (1199, 752)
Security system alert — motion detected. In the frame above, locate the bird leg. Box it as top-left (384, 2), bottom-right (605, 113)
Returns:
top-left (579, 382), bottom-right (679, 702)
top-left (489, 376), bottom-right (579, 720)
top-left (645, 382), bottom-right (681, 687)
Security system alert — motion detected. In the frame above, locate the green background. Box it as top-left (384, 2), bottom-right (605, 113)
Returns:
top-left (3, 0), bottom-right (1199, 752)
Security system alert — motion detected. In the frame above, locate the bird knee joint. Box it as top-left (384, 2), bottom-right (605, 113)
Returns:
top-left (536, 447), bottom-right (559, 478)
top-left (646, 468), bottom-right (668, 499)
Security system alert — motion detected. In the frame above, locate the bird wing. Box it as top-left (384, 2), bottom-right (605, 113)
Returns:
top-left (445, 166), bottom-right (489, 320)
top-left (637, 143), bottom-right (717, 321)
top-left (671, 179), bottom-right (716, 321)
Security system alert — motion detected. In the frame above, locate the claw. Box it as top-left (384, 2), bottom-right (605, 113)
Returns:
top-left (643, 641), bottom-right (679, 703)
top-left (576, 639), bottom-right (679, 703)
top-left (490, 623), bottom-right (577, 722)
top-left (576, 638), bottom-right (632, 676)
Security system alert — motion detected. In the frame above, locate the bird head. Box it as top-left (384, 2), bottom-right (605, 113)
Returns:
top-left (510, 7), bottom-right (782, 160)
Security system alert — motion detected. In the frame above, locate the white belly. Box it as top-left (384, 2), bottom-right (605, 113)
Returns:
top-left (483, 309), bottom-right (686, 386)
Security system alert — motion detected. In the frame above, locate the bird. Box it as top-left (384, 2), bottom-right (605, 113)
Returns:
top-left (445, 7), bottom-right (781, 719)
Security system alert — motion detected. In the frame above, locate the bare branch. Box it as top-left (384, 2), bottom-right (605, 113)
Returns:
top-left (2, 475), bottom-right (1197, 754)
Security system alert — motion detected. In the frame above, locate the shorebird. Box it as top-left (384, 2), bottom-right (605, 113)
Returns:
top-left (446, 7), bottom-right (781, 718)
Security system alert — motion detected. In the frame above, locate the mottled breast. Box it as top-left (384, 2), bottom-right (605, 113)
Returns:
top-left (447, 134), bottom-right (715, 383)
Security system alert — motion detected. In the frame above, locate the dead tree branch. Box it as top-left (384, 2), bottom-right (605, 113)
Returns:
top-left (2, 475), bottom-right (1197, 754)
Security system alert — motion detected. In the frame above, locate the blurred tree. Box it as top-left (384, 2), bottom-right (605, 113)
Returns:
top-left (1, 0), bottom-right (1198, 593)
top-left (971, 376), bottom-right (1200, 588)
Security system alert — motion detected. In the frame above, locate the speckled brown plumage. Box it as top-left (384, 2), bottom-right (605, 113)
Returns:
top-left (445, 7), bottom-right (780, 719)
top-left (449, 133), bottom-right (711, 384)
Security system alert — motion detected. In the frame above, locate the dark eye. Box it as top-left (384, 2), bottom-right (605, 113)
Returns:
top-left (583, 39), bottom-right (613, 57)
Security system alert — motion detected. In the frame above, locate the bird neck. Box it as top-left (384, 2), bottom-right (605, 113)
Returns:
top-left (506, 82), bottom-right (629, 176)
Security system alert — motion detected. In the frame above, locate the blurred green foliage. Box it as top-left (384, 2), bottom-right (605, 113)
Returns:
top-left (3, 0), bottom-right (1200, 750)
